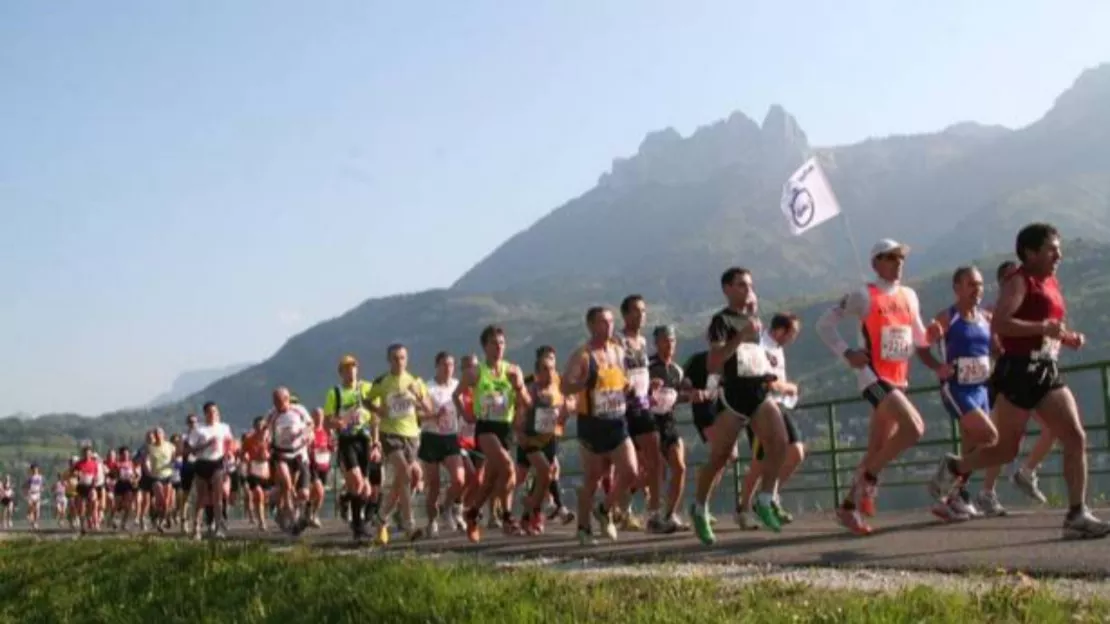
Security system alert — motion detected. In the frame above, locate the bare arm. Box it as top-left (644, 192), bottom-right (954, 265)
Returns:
top-left (561, 347), bottom-right (590, 396)
top-left (452, 369), bottom-right (475, 419)
top-left (915, 308), bottom-right (950, 372)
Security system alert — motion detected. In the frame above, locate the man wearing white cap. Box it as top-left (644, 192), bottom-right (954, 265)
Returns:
top-left (816, 238), bottom-right (943, 535)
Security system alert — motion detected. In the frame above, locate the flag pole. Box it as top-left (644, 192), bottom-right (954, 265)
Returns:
top-left (837, 210), bottom-right (869, 282)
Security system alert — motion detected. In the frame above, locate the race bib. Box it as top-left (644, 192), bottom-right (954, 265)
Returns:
top-left (481, 393), bottom-right (508, 420)
top-left (627, 368), bottom-right (650, 398)
top-left (1033, 338), bottom-right (1061, 362)
top-left (341, 407), bottom-right (367, 433)
top-left (591, 389), bottom-right (626, 418)
top-left (459, 421), bottom-right (475, 439)
top-left (535, 407), bottom-right (559, 433)
top-left (880, 325), bottom-right (914, 361)
top-left (249, 461), bottom-right (268, 477)
top-left (956, 356), bottom-right (991, 385)
top-left (651, 388), bottom-right (678, 414)
top-left (314, 451), bottom-right (331, 467)
top-left (387, 393), bottom-right (414, 419)
top-left (437, 404), bottom-right (458, 434)
top-left (78, 473), bottom-right (93, 486)
top-left (119, 466), bottom-right (133, 480)
top-left (735, 343), bottom-right (772, 377)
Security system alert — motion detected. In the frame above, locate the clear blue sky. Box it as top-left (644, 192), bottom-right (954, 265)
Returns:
top-left (3, 0), bottom-right (1108, 416)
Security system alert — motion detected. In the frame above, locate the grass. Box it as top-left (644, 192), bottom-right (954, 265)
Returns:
top-left (0, 539), bottom-right (1107, 623)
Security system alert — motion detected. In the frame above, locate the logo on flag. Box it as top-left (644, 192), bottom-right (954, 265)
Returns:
top-left (780, 157), bottom-right (842, 236)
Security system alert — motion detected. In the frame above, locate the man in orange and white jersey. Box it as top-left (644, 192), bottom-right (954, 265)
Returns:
top-left (816, 239), bottom-right (942, 535)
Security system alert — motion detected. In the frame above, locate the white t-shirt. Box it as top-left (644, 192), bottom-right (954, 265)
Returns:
top-left (423, 379), bottom-right (460, 435)
top-left (760, 330), bottom-right (796, 408)
top-left (188, 422), bottom-right (234, 462)
top-left (270, 405), bottom-right (312, 458)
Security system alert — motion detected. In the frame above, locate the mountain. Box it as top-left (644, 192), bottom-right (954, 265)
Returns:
top-left (146, 363), bottom-right (253, 408)
top-left (10, 63), bottom-right (1110, 474)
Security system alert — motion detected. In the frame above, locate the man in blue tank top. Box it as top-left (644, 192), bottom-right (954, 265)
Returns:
top-left (916, 266), bottom-right (998, 521)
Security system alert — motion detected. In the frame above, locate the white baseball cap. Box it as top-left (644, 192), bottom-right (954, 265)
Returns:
top-left (870, 239), bottom-right (910, 259)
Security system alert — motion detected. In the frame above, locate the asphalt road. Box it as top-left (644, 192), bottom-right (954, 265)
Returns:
top-left (11, 507), bottom-right (1110, 579)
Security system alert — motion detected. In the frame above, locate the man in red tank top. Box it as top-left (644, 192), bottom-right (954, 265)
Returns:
top-left (817, 239), bottom-right (943, 536)
top-left (931, 223), bottom-right (1110, 540)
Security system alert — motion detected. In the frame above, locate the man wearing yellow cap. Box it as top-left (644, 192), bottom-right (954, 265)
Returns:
top-left (323, 354), bottom-right (379, 542)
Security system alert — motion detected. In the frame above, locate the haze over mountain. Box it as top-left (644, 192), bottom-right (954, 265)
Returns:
top-left (145, 363), bottom-right (253, 408)
top-left (15, 64), bottom-right (1110, 437)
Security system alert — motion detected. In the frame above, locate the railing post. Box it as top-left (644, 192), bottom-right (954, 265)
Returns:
top-left (1102, 364), bottom-right (1110, 451)
top-left (827, 404), bottom-right (840, 509)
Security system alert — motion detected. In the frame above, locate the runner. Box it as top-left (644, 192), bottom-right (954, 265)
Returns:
top-left (692, 267), bottom-right (788, 545)
top-left (914, 266), bottom-right (995, 522)
top-left (168, 434), bottom-right (184, 527)
top-left (929, 223), bottom-right (1110, 539)
top-left (185, 401), bottom-right (234, 540)
top-left (113, 447), bottom-right (138, 531)
top-left (367, 343), bottom-right (433, 542)
top-left (103, 449), bottom-right (118, 528)
top-left (175, 414), bottom-right (199, 534)
top-left (617, 295), bottom-right (661, 531)
top-left (562, 306), bottom-right (640, 545)
top-left (680, 349), bottom-right (727, 527)
top-left (816, 241), bottom-right (935, 535)
top-left (52, 474), bottom-right (67, 527)
top-left (266, 386), bottom-right (314, 534)
top-left (307, 408), bottom-right (333, 528)
top-left (978, 259), bottom-right (1055, 515)
top-left (521, 346), bottom-right (575, 526)
top-left (72, 445), bottom-right (99, 534)
top-left (418, 352), bottom-right (466, 538)
top-left (242, 417), bottom-right (272, 531)
top-left (736, 312), bottom-right (805, 530)
top-left (456, 326), bottom-right (529, 542)
top-left (514, 347), bottom-right (572, 535)
top-left (0, 476), bottom-right (14, 529)
top-left (24, 464), bottom-right (44, 530)
top-left (323, 354), bottom-right (378, 543)
top-left (91, 450), bottom-right (107, 530)
top-left (455, 354), bottom-right (483, 531)
top-left (147, 427), bottom-right (177, 532)
top-left (647, 325), bottom-right (692, 533)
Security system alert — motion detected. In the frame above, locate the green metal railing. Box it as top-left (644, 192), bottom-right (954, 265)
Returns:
top-left (552, 359), bottom-right (1110, 512)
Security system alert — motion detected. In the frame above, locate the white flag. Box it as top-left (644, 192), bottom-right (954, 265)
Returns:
top-left (780, 157), bottom-right (841, 236)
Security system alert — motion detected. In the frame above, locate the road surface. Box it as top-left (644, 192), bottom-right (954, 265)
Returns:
top-left (13, 507), bottom-right (1110, 579)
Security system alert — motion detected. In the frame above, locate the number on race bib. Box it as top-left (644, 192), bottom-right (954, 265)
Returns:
top-left (78, 474), bottom-right (93, 486)
top-left (627, 368), bottom-right (650, 398)
top-left (314, 451), bottom-right (331, 467)
top-left (880, 325), bottom-right (914, 361)
top-left (535, 407), bottom-right (558, 433)
top-left (956, 356), bottom-right (992, 385)
top-left (388, 393), bottom-right (413, 419)
top-left (591, 390), bottom-right (626, 418)
top-left (735, 343), bottom-right (772, 377)
top-left (651, 388), bottom-right (678, 414)
top-left (249, 461), bottom-right (268, 477)
top-left (481, 393), bottom-right (507, 419)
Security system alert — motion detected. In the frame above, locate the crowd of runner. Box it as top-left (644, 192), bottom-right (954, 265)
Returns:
top-left (3, 222), bottom-right (1107, 543)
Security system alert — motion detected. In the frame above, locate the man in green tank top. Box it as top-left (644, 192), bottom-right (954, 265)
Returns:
top-left (453, 324), bottom-right (529, 543)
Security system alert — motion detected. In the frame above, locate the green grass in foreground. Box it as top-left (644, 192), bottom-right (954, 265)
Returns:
top-left (0, 539), bottom-right (1107, 624)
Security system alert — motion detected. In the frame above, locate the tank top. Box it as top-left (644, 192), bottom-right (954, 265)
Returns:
top-left (861, 283), bottom-right (915, 387)
top-left (28, 474), bottom-right (43, 496)
top-left (117, 460), bottom-right (136, 482)
top-left (998, 267), bottom-right (1066, 359)
top-left (618, 333), bottom-right (651, 411)
top-left (458, 388), bottom-right (476, 440)
top-left (524, 380), bottom-right (564, 437)
top-left (310, 427), bottom-right (332, 468)
top-left (474, 361), bottom-right (515, 423)
top-left (579, 344), bottom-right (628, 420)
top-left (424, 379), bottom-right (460, 435)
top-left (944, 306), bottom-right (993, 387)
